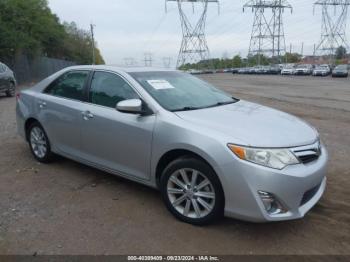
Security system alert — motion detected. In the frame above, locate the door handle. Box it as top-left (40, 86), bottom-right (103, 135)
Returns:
top-left (38, 101), bottom-right (47, 109)
top-left (82, 111), bottom-right (94, 120)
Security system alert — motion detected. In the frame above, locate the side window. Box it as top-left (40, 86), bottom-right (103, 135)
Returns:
top-left (89, 71), bottom-right (139, 108)
top-left (45, 71), bottom-right (89, 101)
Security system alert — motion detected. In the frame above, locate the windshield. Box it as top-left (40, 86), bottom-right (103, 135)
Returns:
top-left (130, 71), bottom-right (237, 112)
top-left (336, 65), bottom-right (347, 70)
top-left (297, 65), bottom-right (308, 69)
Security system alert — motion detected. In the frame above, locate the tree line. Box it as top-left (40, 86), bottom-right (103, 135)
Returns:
top-left (179, 46), bottom-right (348, 71)
top-left (0, 0), bottom-right (104, 65)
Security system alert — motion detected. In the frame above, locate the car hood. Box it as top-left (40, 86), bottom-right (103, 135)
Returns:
top-left (175, 100), bottom-right (318, 148)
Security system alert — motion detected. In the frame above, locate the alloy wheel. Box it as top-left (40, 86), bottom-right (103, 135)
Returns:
top-left (167, 168), bottom-right (216, 219)
top-left (30, 127), bottom-right (48, 159)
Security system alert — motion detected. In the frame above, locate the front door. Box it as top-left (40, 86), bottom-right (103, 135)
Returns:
top-left (80, 71), bottom-right (155, 180)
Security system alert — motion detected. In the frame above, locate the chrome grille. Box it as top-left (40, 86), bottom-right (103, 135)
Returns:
top-left (292, 141), bottom-right (321, 165)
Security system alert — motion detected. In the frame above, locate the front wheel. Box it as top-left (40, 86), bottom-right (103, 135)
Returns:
top-left (160, 157), bottom-right (224, 225)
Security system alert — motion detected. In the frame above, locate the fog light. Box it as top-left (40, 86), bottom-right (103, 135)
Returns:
top-left (258, 191), bottom-right (287, 215)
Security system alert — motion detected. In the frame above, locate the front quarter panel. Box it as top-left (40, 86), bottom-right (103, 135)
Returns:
top-left (150, 112), bottom-right (239, 188)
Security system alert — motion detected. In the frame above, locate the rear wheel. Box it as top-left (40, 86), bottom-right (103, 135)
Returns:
top-left (28, 122), bottom-right (54, 163)
top-left (6, 82), bottom-right (15, 97)
top-left (160, 157), bottom-right (224, 225)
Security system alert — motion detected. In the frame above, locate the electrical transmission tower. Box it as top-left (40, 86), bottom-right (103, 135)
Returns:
top-left (314, 0), bottom-right (350, 62)
top-left (244, 0), bottom-right (292, 65)
top-left (166, 0), bottom-right (219, 68)
top-left (124, 57), bottom-right (136, 67)
top-left (144, 53), bottom-right (153, 67)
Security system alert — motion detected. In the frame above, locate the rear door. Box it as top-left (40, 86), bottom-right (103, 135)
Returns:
top-left (80, 71), bottom-right (156, 180)
top-left (37, 70), bottom-right (91, 157)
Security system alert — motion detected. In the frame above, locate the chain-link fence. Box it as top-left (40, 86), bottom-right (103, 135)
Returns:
top-left (2, 54), bottom-right (76, 84)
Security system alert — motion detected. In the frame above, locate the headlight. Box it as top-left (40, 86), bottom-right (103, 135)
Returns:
top-left (228, 144), bottom-right (300, 170)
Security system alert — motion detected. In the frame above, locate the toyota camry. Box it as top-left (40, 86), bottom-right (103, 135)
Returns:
top-left (16, 66), bottom-right (328, 225)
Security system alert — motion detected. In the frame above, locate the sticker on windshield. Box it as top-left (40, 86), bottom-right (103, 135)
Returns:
top-left (147, 80), bottom-right (175, 90)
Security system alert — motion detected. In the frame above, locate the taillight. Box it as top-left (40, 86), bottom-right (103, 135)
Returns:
top-left (16, 93), bottom-right (20, 101)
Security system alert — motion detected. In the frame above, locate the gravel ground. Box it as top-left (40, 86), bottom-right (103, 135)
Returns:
top-left (0, 74), bottom-right (349, 255)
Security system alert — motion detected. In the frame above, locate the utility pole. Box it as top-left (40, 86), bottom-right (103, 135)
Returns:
top-left (163, 57), bottom-right (172, 68)
top-left (244, 0), bottom-right (293, 65)
top-left (301, 42), bottom-right (304, 57)
top-left (90, 23), bottom-right (96, 65)
top-left (165, 0), bottom-right (219, 69)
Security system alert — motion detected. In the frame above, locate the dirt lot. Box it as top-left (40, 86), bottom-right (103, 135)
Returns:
top-left (0, 74), bottom-right (349, 255)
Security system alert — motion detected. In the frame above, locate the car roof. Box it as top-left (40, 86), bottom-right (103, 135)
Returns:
top-left (63, 65), bottom-right (177, 73)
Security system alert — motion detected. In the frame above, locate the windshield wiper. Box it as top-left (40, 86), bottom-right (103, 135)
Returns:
top-left (172, 106), bottom-right (203, 112)
top-left (206, 98), bottom-right (240, 108)
top-left (172, 98), bottom-right (239, 112)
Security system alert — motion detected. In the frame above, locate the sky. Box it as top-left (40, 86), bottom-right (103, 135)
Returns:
top-left (48, 0), bottom-right (344, 67)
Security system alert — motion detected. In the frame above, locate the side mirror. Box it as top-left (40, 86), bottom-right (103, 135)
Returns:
top-left (116, 99), bottom-right (143, 114)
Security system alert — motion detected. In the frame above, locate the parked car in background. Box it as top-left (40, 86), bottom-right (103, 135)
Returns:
top-left (268, 65), bottom-right (281, 75)
top-left (248, 67), bottom-right (257, 74)
top-left (187, 69), bottom-right (202, 75)
top-left (332, 64), bottom-right (349, 78)
top-left (294, 64), bottom-right (313, 75)
top-left (252, 66), bottom-right (265, 74)
top-left (312, 64), bottom-right (331, 77)
top-left (281, 65), bottom-right (295, 75)
top-left (231, 68), bottom-right (239, 74)
top-left (17, 66), bottom-right (328, 225)
top-left (238, 67), bottom-right (250, 74)
top-left (0, 62), bottom-right (16, 97)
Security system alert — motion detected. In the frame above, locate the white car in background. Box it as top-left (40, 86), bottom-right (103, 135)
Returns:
top-left (312, 65), bottom-right (331, 76)
top-left (294, 64), bottom-right (313, 75)
top-left (281, 65), bottom-right (295, 75)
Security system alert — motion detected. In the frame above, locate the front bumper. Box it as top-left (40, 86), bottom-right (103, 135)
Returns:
top-left (295, 70), bottom-right (311, 75)
top-left (281, 71), bottom-right (294, 75)
top-left (219, 145), bottom-right (328, 222)
top-left (313, 71), bottom-right (329, 76)
top-left (332, 72), bottom-right (348, 77)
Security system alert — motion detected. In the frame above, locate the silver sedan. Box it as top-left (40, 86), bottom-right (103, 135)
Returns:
top-left (16, 66), bottom-right (328, 225)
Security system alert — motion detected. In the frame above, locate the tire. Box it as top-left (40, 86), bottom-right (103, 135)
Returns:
top-left (160, 156), bottom-right (225, 225)
top-left (27, 122), bottom-right (54, 163)
top-left (6, 82), bottom-right (15, 97)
